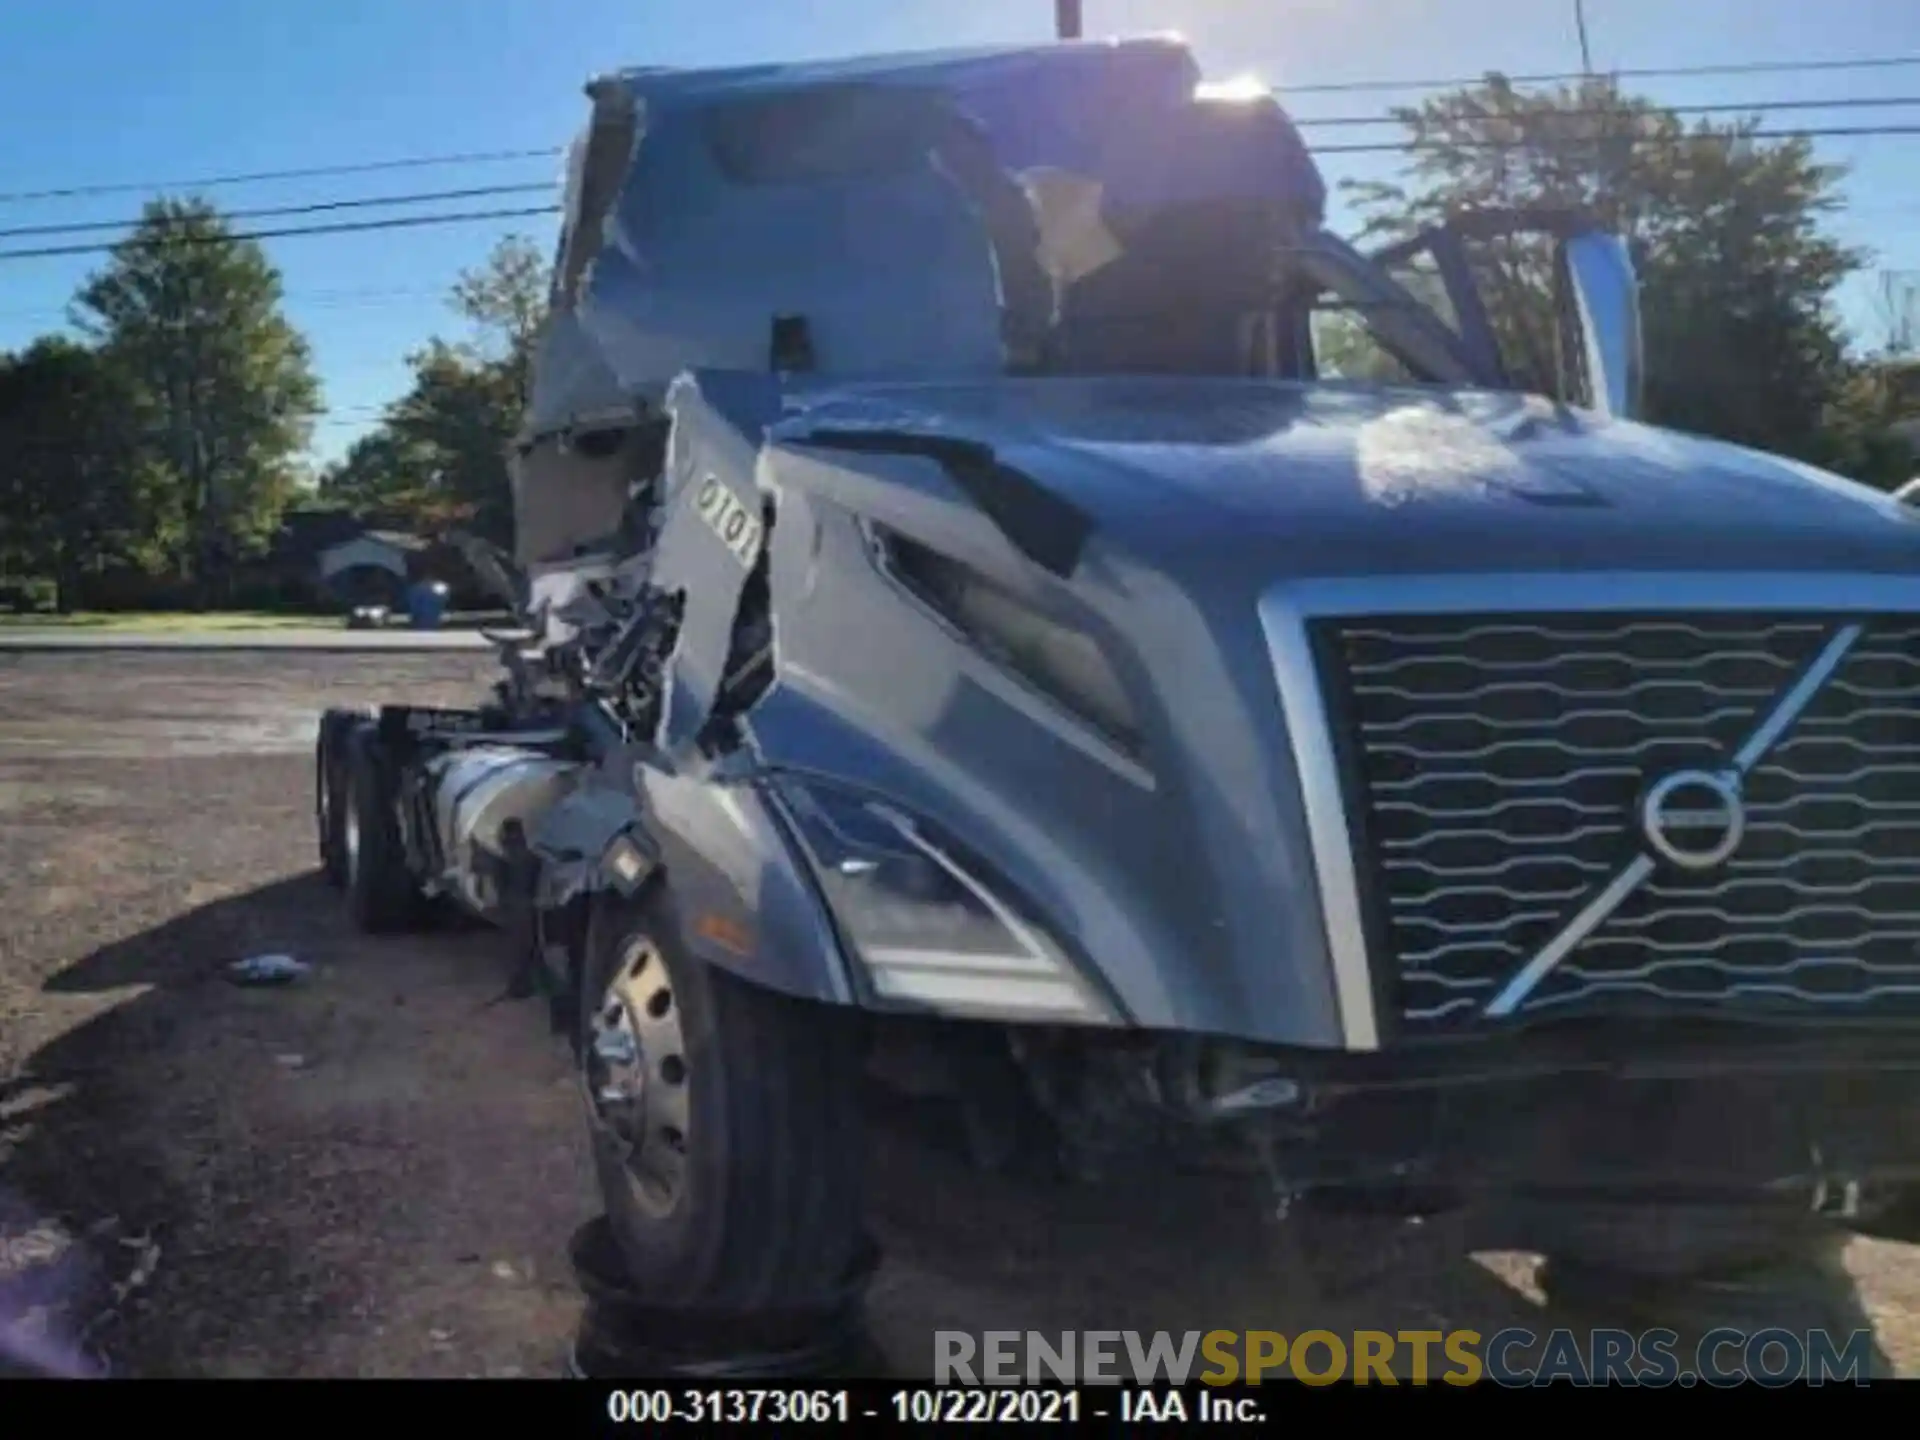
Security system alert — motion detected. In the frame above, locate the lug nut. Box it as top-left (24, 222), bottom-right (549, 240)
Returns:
top-left (593, 1029), bottom-right (639, 1067)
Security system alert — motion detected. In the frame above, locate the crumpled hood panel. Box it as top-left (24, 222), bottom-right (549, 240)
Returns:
top-left (774, 378), bottom-right (1920, 577)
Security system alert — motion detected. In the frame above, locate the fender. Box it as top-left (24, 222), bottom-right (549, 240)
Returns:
top-left (528, 779), bottom-right (658, 994)
top-left (530, 782), bottom-right (654, 908)
top-left (628, 763), bottom-right (860, 1006)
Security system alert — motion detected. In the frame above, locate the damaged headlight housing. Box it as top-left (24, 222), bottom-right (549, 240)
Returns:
top-left (771, 777), bottom-right (1121, 1026)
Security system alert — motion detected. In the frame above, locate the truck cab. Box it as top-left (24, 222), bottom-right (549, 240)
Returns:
top-left (316, 38), bottom-right (1913, 1368)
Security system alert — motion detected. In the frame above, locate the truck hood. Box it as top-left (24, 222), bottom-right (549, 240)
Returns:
top-left (777, 376), bottom-right (1920, 577)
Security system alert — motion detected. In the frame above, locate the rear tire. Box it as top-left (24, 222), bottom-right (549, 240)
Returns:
top-left (343, 727), bottom-right (426, 933)
top-left (578, 884), bottom-right (868, 1312)
top-left (316, 707), bottom-right (370, 888)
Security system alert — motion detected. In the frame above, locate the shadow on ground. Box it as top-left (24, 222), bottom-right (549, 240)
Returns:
top-left (0, 873), bottom-right (1549, 1381)
top-left (4, 878), bottom-right (342, 1374)
top-left (0, 874), bottom-right (589, 1378)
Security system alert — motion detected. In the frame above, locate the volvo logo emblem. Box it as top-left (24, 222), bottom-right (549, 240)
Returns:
top-left (1640, 767), bottom-right (1746, 872)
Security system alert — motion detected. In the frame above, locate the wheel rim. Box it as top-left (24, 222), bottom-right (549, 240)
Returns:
top-left (584, 938), bottom-right (689, 1218)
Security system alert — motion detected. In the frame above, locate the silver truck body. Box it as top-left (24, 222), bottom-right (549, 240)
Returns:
top-left (365, 38), bottom-right (1920, 1236)
top-left (563, 371), bottom-right (1920, 1056)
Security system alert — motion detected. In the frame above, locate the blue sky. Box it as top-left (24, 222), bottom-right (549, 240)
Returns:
top-left (2, 0), bottom-right (1918, 467)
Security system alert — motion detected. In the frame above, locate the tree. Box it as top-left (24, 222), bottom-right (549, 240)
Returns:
top-left (319, 341), bottom-right (523, 547)
top-left (1346, 76), bottom-right (1862, 465)
top-left (320, 234), bottom-right (547, 548)
top-left (318, 426), bottom-right (440, 520)
top-left (73, 198), bottom-right (321, 597)
top-left (387, 339), bottom-right (522, 543)
top-left (1819, 356), bottom-right (1920, 492)
top-left (0, 338), bottom-right (178, 609)
top-left (447, 234), bottom-right (549, 410)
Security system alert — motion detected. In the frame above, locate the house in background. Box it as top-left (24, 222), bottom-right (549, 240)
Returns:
top-left (317, 529), bottom-right (431, 608)
top-left (254, 509), bottom-right (485, 611)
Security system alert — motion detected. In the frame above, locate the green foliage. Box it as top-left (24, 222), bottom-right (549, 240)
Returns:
top-left (1, 209), bottom-right (544, 605)
top-left (1817, 357), bottom-right (1920, 492)
top-left (0, 338), bottom-right (179, 609)
top-left (320, 235), bottom-right (548, 548)
top-left (72, 197), bottom-right (321, 588)
top-left (448, 234), bottom-right (548, 407)
top-left (1347, 76), bottom-right (1863, 465)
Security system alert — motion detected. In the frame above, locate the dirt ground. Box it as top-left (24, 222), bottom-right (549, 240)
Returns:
top-left (3, 650), bottom-right (1920, 1381)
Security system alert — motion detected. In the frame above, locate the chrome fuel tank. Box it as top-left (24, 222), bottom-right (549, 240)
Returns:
top-left (426, 747), bottom-right (580, 919)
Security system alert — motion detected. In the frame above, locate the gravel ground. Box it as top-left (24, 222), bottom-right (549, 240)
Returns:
top-left (2, 651), bottom-right (1918, 1380)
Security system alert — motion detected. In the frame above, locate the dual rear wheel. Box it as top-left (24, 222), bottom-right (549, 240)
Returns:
top-left (314, 708), bottom-right (366, 889)
top-left (314, 710), bottom-right (426, 931)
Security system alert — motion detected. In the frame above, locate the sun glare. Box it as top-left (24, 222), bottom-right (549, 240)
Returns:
top-left (1194, 73), bottom-right (1270, 103)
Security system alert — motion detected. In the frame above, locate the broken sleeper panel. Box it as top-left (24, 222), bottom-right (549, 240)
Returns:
top-left (571, 92), bottom-right (1007, 410)
top-left (524, 38), bottom-right (1250, 444)
top-left (511, 430), bottom-right (642, 569)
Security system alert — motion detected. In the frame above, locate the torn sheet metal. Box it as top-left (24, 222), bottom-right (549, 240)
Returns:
top-left (646, 374), bottom-right (786, 761)
top-left (1021, 167), bottom-right (1123, 287)
top-left (525, 309), bottom-right (634, 446)
top-left (524, 553), bottom-right (620, 648)
top-left (570, 97), bottom-right (1008, 411)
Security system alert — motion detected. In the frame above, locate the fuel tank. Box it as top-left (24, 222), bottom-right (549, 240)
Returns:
top-left (426, 747), bottom-right (580, 919)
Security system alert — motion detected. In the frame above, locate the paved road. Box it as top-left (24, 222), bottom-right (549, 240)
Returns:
top-left (0, 628), bottom-right (495, 652)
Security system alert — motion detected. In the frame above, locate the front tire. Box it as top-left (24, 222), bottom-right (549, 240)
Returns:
top-left (578, 885), bottom-right (867, 1312)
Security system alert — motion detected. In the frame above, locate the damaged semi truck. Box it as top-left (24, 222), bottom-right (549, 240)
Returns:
top-left (314, 37), bottom-right (1920, 1337)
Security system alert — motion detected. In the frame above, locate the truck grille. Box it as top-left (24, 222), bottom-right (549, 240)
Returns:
top-left (1324, 613), bottom-right (1920, 1031)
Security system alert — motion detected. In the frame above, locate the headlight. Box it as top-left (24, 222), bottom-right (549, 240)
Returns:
top-left (770, 776), bottom-right (1121, 1026)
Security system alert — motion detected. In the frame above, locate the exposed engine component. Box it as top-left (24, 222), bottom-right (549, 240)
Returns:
top-left (579, 583), bottom-right (688, 739)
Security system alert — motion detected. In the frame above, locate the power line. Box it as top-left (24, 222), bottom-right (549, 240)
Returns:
top-left (1, 122), bottom-right (1914, 263)
top-left (1278, 53), bottom-right (1920, 96)
top-left (0, 183), bottom-right (557, 242)
top-left (0, 284), bottom-right (446, 322)
top-left (1313, 123), bottom-right (1920, 156)
top-left (0, 53), bottom-right (1907, 210)
top-left (0, 148), bottom-right (560, 207)
top-left (1292, 93), bottom-right (1920, 128)
top-left (0, 205), bottom-right (561, 264)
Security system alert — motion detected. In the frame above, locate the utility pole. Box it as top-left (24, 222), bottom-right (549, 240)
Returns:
top-left (1879, 271), bottom-right (1920, 356)
top-left (1056, 0), bottom-right (1082, 40)
top-left (1574, 0), bottom-right (1593, 72)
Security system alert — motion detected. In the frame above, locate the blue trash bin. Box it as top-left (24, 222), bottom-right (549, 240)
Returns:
top-left (407, 581), bottom-right (449, 630)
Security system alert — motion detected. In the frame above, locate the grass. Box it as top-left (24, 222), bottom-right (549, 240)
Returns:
top-left (0, 611), bottom-right (330, 632)
top-left (0, 609), bottom-right (514, 632)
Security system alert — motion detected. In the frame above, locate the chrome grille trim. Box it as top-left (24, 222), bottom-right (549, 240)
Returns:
top-left (1259, 571), bottom-right (1920, 1048)
top-left (1264, 596), bottom-right (1382, 1050)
